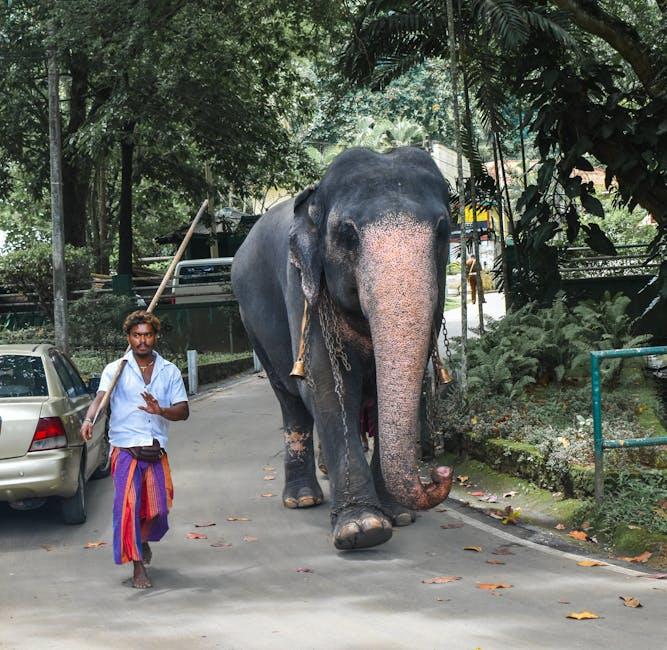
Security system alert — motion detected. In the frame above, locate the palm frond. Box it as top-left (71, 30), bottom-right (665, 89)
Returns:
top-left (471, 0), bottom-right (529, 48)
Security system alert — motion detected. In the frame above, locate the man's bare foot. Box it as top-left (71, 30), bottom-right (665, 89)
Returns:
top-left (142, 542), bottom-right (152, 565)
top-left (132, 561), bottom-right (152, 589)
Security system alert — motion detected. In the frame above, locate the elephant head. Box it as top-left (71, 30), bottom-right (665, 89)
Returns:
top-left (289, 147), bottom-right (452, 511)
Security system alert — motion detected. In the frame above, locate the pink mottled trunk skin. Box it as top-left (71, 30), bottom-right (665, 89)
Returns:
top-left (358, 215), bottom-right (453, 510)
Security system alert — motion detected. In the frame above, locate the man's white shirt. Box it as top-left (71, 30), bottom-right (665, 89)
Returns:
top-left (99, 350), bottom-right (188, 450)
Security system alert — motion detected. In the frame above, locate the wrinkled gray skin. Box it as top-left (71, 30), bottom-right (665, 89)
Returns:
top-left (232, 147), bottom-right (453, 550)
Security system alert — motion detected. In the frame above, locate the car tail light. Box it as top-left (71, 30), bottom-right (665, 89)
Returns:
top-left (29, 417), bottom-right (68, 452)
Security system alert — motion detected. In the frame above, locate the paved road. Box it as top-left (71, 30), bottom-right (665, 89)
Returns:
top-left (1, 375), bottom-right (664, 649)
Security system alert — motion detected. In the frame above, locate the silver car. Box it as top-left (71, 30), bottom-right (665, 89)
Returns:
top-left (0, 344), bottom-right (109, 523)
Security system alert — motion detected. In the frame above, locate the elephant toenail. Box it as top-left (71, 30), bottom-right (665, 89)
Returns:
top-left (283, 497), bottom-right (298, 509)
top-left (297, 496), bottom-right (315, 507)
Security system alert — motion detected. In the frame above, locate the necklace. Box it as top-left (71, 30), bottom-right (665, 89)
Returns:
top-left (138, 360), bottom-right (155, 370)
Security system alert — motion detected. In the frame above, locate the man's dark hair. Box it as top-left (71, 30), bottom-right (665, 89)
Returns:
top-left (123, 310), bottom-right (161, 335)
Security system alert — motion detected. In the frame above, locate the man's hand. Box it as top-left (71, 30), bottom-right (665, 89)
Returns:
top-left (139, 391), bottom-right (164, 416)
top-left (80, 420), bottom-right (93, 442)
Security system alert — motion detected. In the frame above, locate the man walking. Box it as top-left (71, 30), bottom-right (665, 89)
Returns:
top-left (80, 311), bottom-right (189, 589)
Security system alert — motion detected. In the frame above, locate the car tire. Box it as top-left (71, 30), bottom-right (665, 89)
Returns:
top-left (61, 464), bottom-right (87, 525)
top-left (91, 433), bottom-right (111, 480)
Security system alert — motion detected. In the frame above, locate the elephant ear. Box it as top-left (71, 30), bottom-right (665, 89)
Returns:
top-left (289, 183), bottom-right (323, 306)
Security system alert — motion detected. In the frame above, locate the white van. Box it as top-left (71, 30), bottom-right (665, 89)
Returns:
top-left (170, 257), bottom-right (234, 304)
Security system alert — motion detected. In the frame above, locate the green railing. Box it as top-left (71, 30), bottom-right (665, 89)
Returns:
top-left (591, 346), bottom-right (667, 501)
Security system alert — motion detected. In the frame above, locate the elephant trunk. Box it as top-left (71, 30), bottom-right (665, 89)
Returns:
top-left (358, 216), bottom-right (452, 510)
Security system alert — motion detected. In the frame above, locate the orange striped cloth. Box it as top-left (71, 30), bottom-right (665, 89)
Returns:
top-left (111, 447), bottom-right (173, 564)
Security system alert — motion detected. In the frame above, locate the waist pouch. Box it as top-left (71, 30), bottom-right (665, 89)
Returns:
top-left (127, 439), bottom-right (165, 462)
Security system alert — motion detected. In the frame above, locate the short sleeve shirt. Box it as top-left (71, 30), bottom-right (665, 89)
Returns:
top-left (99, 350), bottom-right (188, 451)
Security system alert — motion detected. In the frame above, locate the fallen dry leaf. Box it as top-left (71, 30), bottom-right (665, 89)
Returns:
top-left (567, 611), bottom-right (599, 620)
top-left (440, 523), bottom-right (464, 529)
top-left (470, 491), bottom-right (486, 497)
top-left (555, 523), bottom-right (566, 530)
top-left (620, 596), bottom-right (642, 608)
top-left (456, 475), bottom-right (469, 484)
top-left (261, 493), bottom-right (276, 498)
top-left (577, 560), bottom-right (608, 567)
top-left (558, 599), bottom-right (571, 604)
top-left (477, 582), bottom-right (512, 590)
top-left (568, 530), bottom-right (590, 542)
top-left (226, 516), bottom-right (251, 522)
top-left (422, 576), bottom-right (461, 584)
top-left (435, 507), bottom-right (448, 512)
top-left (186, 532), bottom-right (208, 540)
top-left (296, 567), bottom-right (313, 573)
top-left (263, 475), bottom-right (276, 481)
top-left (210, 542), bottom-right (232, 548)
top-left (619, 551), bottom-right (652, 563)
top-left (488, 510), bottom-right (504, 520)
top-left (643, 573), bottom-right (667, 579)
top-left (480, 494), bottom-right (498, 503)
top-left (464, 545), bottom-right (482, 552)
top-left (83, 541), bottom-right (107, 549)
top-left (194, 521), bottom-right (216, 528)
top-left (242, 535), bottom-right (258, 542)
top-left (486, 559), bottom-right (506, 565)
top-left (263, 465), bottom-right (274, 471)
top-left (503, 491), bottom-right (517, 498)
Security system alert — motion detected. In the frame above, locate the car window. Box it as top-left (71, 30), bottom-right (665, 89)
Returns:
top-left (60, 354), bottom-right (89, 397)
top-left (50, 351), bottom-right (77, 399)
top-left (178, 264), bottom-right (229, 285)
top-left (0, 355), bottom-right (48, 397)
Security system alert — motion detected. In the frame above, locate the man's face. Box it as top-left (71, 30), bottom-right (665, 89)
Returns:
top-left (128, 323), bottom-right (156, 356)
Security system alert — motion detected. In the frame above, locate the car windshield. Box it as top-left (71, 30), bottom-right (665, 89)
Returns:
top-left (0, 355), bottom-right (48, 397)
top-left (178, 264), bottom-right (229, 285)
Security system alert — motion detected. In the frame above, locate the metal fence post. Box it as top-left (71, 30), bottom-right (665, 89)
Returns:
top-left (591, 353), bottom-right (604, 502)
top-left (187, 349), bottom-right (198, 395)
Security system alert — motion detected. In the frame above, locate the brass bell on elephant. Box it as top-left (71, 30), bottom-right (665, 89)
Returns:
top-left (438, 365), bottom-right (453, 384)
top-left (290, 358), bottom-right (306, 378)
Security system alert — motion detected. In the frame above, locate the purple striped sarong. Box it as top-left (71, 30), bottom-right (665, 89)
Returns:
top-left (111, 447), bottom-right (174, 565)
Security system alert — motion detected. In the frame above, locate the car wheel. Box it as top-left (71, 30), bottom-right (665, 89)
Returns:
top-left (92, 432), bottom-right (111, 480)
top-left (61, 464), bottom-right (87, 525)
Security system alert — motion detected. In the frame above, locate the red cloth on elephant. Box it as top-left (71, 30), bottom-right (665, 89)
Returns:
top-left (359, 398), bottom-right (377, 438)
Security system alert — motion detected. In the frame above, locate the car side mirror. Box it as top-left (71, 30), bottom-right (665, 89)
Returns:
top-left (86, 376), bottom-right (101, 395)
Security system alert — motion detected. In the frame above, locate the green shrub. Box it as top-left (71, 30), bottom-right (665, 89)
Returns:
top-left (0, 243), bottom-right (90, 320)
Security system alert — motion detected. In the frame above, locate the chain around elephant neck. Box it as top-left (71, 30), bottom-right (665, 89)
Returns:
top-left (317, 286), bottom-right (353, 502)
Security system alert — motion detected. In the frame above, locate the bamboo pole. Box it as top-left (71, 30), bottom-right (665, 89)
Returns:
top-left (91, 199), bottom-right (208, 424)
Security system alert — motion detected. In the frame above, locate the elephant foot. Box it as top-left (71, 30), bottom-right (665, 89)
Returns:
top-left (332, 506), bottom-right (393, 550)
top-left (283, 482), bottom-right (324, 509)
top-left (380, 500), bottom-right (416, 527)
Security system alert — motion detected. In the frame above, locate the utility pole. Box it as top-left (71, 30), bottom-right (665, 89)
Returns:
top-left (47, 21), bottom-right (69, 353)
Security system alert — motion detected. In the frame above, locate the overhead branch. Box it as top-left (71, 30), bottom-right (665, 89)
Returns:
top-left (550, 0), bottom-right (664, 97)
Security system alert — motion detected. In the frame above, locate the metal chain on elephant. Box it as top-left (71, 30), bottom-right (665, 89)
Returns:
top-left (317, 287), bottom-right (354, 504)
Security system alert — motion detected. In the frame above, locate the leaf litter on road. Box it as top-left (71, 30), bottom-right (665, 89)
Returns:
top-left (568, 530), bottom-right (592, 542)
top-left (440, 523), bottom-right (464, 529)
top-left (619, 551), bottom-right (652, 563)
top-left (263, 475), bottom-right (276, 481)
top-left (566, 611), bottom-right (600, 620)
top-left (186, 532), bottom-right (208, 540)
top-left (295, 567), bottom-right (313, 573)
top-left (263, 465), bottom-right (274, 472)
top-left (492, 545), bottom-right (516, 556)
top-left (226, 516), bottom-right (251, 522)
top-left (486, 559), bottom-right (506, 565)
top-left (464, 546), bottom-right (482, 552)
top-left (620, 596), bottom-right (642, 608)
top-left (242, 535), bottom-right (258, 542)
top-left (194, 521), bottom-right (216, 527)
top-left (83, 541), bottom-right (107, 549)
top-left (261, 492), bottom-right (276, 498)
top-left (421, 576), bottom-right (461, 584)
top-left (477, 583), bottom-right (512, 590)
top-left (576, 560), bottom-right (608, 567)
top-left (210, 541), bottom-right (232, 548)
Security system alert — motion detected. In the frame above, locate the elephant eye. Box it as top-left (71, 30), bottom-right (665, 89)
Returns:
top-left (336, 221), bottom-right (360, 250)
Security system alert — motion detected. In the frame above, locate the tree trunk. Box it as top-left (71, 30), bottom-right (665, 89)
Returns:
top-left (445, 0), bottom-right (467, 392)
top-left (118, 123), bottom-right (135, 277)
top-left (62, 52), bottom-right (89, 247)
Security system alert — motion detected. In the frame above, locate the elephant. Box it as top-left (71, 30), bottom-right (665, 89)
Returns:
top-left (231, 146), bottom-right (453, 551)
